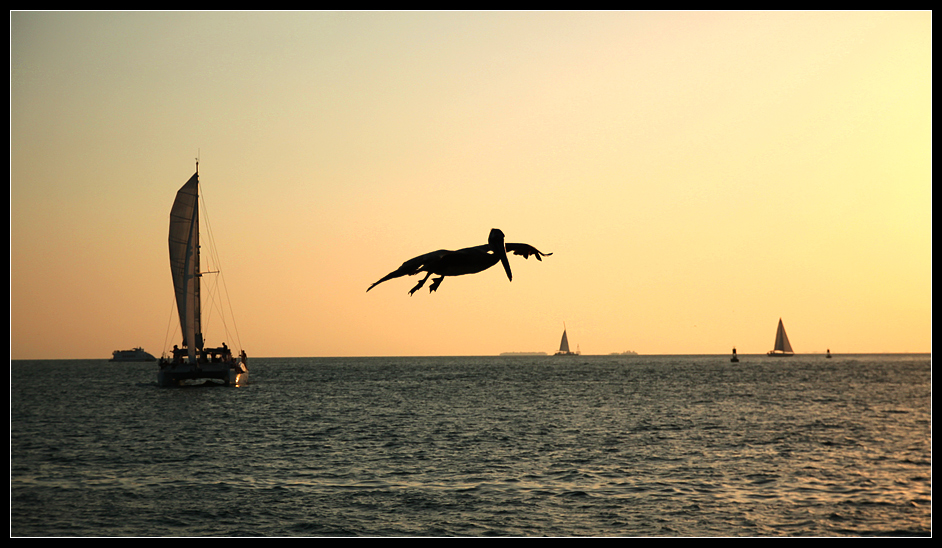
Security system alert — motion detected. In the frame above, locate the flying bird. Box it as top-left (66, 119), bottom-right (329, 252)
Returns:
top-left (367, 228), bottom-right (552, 295)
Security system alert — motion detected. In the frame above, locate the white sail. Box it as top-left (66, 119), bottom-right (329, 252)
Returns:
top-left (559, 329), bottom-right (570, 353)
top-left (772, 318), bottom-right (793, 354)
top-left (168, 172), bottom-right (202, 363)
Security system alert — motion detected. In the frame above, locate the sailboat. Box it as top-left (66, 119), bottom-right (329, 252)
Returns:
top-left (157, 162), bottom-right (249, 387)
top-left (766, 318), bottom-right (794, 357)
top-left (554, 324), bottom-right (580, 356)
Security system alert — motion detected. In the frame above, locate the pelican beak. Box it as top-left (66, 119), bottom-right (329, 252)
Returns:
top-left (489, 228), bottom-right (512, 282)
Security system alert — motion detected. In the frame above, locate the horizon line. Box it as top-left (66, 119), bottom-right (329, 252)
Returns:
top-left (10, 351), bottom-right (931, 361)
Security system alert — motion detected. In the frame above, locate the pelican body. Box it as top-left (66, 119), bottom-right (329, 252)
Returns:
top-left (367, 229), bottom-right (551, 295)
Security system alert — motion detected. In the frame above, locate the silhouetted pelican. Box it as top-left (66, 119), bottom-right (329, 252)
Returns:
top-left (367, 228), bottom-right (552, 295)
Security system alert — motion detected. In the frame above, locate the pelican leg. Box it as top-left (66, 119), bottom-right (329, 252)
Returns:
top-left (409, 272), bottom-right (433, 296)
top-left (429, 276), bottom-right (445, 293)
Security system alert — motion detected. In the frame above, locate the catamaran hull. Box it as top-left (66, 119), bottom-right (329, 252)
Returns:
top-left (158, 362), bottom-right (248, 387)
top-left (766, 351), bottom-right (794, 357)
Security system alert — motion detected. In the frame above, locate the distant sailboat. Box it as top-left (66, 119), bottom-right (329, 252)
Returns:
top-left (554, 324), bottom-right (579, 356)
top-left (157, 162), bottom-right (249, 386)
top-left (766, 318), bottom-right (794, 357)
top-left (730, 347), bottom-right (739, 363)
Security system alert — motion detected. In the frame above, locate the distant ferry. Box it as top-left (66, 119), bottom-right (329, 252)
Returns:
top-left (111, 347), bottom-right (157, 362)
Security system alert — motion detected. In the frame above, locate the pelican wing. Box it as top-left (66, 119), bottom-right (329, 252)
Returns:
top-left (366, 249), bottom-right (452, 292)
top-left (397, 249), bottom-right (453, 274)
top-left (506, 243), bottom-right (552, 261)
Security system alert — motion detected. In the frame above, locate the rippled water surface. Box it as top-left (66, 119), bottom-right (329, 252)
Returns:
top-left (11, 354), bottom-right (931, 536)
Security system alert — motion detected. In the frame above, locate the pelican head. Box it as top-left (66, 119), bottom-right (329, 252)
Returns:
top-left (489, 228), bottom-right (512, 282)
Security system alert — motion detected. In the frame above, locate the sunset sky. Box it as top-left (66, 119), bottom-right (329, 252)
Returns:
top-left (11, 11), bottom-right (931, 359)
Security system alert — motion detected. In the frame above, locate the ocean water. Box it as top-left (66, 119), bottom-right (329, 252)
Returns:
top-left (11, 354), bottom-right (931, 537)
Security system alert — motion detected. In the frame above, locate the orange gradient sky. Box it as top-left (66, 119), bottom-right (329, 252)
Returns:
top-left (11, 11), bottom-right (931, 359)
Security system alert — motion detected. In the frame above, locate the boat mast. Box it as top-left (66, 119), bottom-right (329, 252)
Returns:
top-left (194, 158), bottom-right (203, 354)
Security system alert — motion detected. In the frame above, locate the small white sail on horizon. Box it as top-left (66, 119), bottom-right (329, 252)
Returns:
top-left (767, 318), bottom-right (794, 357)
top-left (554, 324), bottom-right (579, 356)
